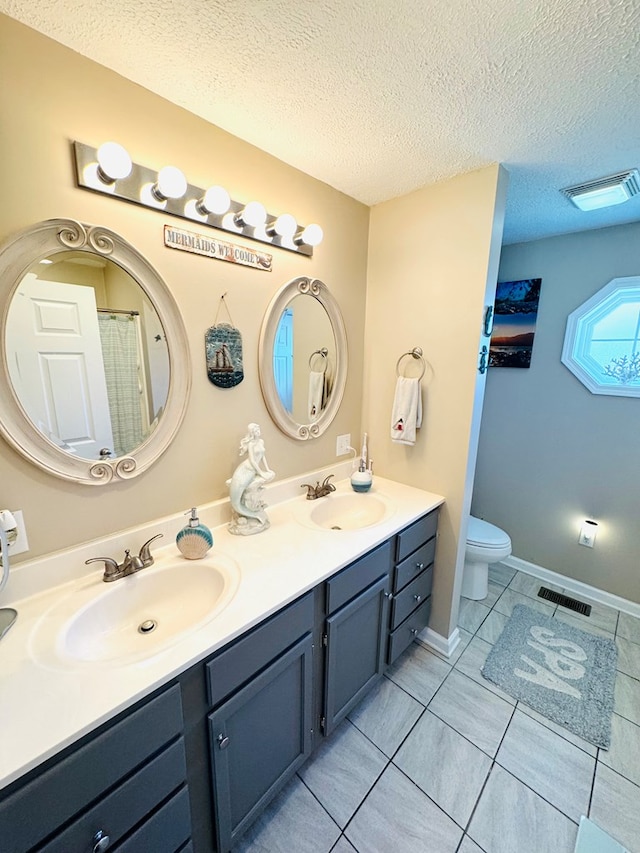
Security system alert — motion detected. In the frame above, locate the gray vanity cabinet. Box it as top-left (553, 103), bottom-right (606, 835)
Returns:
top-left (0, 507), bottom-right (440, 853)
top-left (322, 540), bottom-right (393, 736)
top-left (204, 593), bottom-right (315, 853)
top-left (387, 509), bottom-right (438, 664)
top-left (0, 684), bottom-right (191, 853)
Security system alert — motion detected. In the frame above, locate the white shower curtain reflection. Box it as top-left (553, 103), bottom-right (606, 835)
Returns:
top-left (97, 313), bottom-right (145, 456)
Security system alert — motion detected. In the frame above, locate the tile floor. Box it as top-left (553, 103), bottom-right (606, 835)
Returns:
top-left (234, 566), bottom-right (640, 853)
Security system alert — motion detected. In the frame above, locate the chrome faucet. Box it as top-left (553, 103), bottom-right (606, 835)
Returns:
top-left (85, 533), bottom-right (163, 583)
top-left (301, 474), bottom-right (336, 500)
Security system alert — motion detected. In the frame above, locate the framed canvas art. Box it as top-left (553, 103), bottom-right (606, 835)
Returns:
top-left (489, 278), bottom-right (542, 368)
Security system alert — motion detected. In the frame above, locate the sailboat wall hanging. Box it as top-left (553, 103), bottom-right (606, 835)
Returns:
top-left (206, 294), bottom-right (244, 388)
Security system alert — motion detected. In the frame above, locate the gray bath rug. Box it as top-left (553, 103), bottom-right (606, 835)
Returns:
top-left (482, 604), bottom-right (617, 748)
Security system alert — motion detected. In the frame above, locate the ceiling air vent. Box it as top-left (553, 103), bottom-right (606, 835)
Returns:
top-left (562, 169), bottom-right (640, 211)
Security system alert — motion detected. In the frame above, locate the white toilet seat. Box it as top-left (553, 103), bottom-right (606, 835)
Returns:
top-left (466, 516), bottom-right (511, 549)
top-left (462, 516), bottom-right (512, 600)
top-left (465, 541), bottom-right (512, 561)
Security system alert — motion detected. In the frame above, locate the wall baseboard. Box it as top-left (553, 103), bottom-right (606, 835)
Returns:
top-left (503, 554), bottom-right (640, 619)
top-left (417, 626), bottom-right (460, 658)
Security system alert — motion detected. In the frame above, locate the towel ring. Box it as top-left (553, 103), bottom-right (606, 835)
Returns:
top-left (309, 347), bottom-right (329, 372)
top-left (396, 347), bottom-right (426, 380)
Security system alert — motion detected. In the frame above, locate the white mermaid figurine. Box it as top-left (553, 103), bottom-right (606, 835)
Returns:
top-left (227, 423), bottom-right (276, 535)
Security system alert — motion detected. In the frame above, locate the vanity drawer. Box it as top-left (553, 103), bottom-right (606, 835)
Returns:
top-left (326, 540), bottom-right (393, 615)
top-left (394, 537), bottom-right (436, 592)
top-left (207, 592), bottom-right (314, 707)
top-left (387, 597), bottom-right (432, 665)
top-left (116, 786), bottom-right (191, 853)
top-left (41, 739), bottom-right (188, 853)
top-left (0, 684), bottom-right (184, 853)
top-left (395, 509), bottom-right (438, 563)
top-left (390, 566), bottom-right (433, 630)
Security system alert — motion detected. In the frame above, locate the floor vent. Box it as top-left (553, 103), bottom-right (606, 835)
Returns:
top-left (537, 587), bottom-right (592, 616)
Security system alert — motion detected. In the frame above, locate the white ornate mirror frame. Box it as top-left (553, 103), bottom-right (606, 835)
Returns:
top-left (0, 219), bottom-right (191, 484)
top-left (259, 276), bottom-right (348, 439)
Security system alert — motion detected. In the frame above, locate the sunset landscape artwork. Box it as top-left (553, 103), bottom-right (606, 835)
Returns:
top-left (489, 278), bottom-right (542, 368)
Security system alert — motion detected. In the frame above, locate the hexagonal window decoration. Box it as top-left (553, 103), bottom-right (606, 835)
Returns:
top-left (562, 276), bottom-right (640, 397)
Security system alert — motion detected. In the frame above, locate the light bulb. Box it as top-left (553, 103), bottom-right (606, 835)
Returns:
top-left (96, 142), bottom-right (132, 183)
top-left (197, 185), bottom-right (231, 216)
top-left (268, 213), bottom-right (298, 239)
top-left (296, 223), bottom-right (324, 246)
top-left (152, 166), bottom-right (188, 201)
top-left (235, 201), bottom-right (267, 228)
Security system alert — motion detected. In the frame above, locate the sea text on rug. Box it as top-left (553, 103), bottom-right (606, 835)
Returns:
top-left (514, 625), bottom-right (588, 699)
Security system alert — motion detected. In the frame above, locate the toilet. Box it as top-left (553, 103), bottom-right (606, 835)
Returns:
top-left (461, 515), bottom-right (512, 600)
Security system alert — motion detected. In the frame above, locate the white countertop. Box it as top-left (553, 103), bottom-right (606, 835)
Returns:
top-left (0, 470), bottom-right (443, 791)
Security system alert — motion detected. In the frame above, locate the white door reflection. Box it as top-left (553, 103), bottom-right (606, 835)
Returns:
top-left (6, 274), bottom-right (114, 457)
top-left (5, 253), bottom-right (170, 458)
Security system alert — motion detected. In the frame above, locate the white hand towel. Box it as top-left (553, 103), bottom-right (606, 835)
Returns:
top-left (390, 376), bottom-right (423, 445)
top-left (308, 370), bottom-right (325, 421)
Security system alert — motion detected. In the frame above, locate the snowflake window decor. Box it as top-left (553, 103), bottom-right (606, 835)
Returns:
top-left (603, 352), bottom-right (640, 384)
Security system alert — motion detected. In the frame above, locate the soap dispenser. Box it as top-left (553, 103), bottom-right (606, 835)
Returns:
top-left (176, 508), bottom-right (213, 560)
top-left (351, 459), bottom-right (373, 493)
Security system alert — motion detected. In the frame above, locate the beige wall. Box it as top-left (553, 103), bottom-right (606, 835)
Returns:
top-left (0, 15), bottom-right (369, 560)
top-left (0, 15), bottom-right (509, 639)
top-left (363, 166), bottom-right (508, 637)
top-left (473, 222), bottom-right (640, 604)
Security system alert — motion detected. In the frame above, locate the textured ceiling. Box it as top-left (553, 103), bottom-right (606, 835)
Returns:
top-left (2, 0), bottom-right (640, 244)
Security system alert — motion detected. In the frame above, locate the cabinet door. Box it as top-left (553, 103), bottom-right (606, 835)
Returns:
top-left (323, 575), bottom-right (390, 737)
top-left (208, 633), bottom-right (313, 853)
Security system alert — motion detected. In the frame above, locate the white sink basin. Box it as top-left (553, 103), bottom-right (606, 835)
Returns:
top-left (299, 491), bottom-right (395, 531)
top-left (30, 554), bottom-right (240, 667)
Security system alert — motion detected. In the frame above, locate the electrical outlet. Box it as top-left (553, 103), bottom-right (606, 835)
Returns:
top-left (8, 510), bottom-right (29, 556)
top-left (336, 433), bottom-right (352, 456)
top-left (578, 519), bottom-right (598, 548)
top-left (578, 529), bottom-right (595, 547)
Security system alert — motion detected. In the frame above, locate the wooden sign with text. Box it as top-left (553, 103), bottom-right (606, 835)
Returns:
top-left (164, 225), bottom-right (272, 271)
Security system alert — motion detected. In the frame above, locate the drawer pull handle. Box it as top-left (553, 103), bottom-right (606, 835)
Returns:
top-left (217, 733), bottom-right (230, 750)
top-left (413, 594), bottom-right (422, 603)
top-left (384, 591), bottom-right (393, 600)
top-left (93, 831), bottom-right (110, 853)
top-left (410, 628), bottom-right (419, 637)
top-left (415, 562), bottom-right (425, 571)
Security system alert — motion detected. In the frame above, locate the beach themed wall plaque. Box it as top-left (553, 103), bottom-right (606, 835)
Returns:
top-left (489, 278), bottom-right (542, 368)
top-left (206, 294), bottom-right (244, 388)
top-left (164, 225), bottom-right (272, 271)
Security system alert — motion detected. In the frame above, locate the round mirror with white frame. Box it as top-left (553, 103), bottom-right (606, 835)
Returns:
top-left (0, 218), bottom-right (191, 484)
top-left (259, 276), bottom-right (348, 439)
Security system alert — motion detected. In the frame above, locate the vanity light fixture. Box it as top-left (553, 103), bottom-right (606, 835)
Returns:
top-left (562, 169), bottom-right (640, 211)
top-left (234, 200), bottom-right (267, 228)
top-left (96, 142), bottom-right (133, 184)
top-left (152, 166), bottom-right (188, 202)
top-left (267, 213), bottom-right (298, 239)
top-left (72, 141), bottom-right (321, 256)
top-left (295, 223), bottom-right (324, 247)
top-left (196, 185), bottom-right (231, 216)
top-left (578, 519), bottom-right (598, 548)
